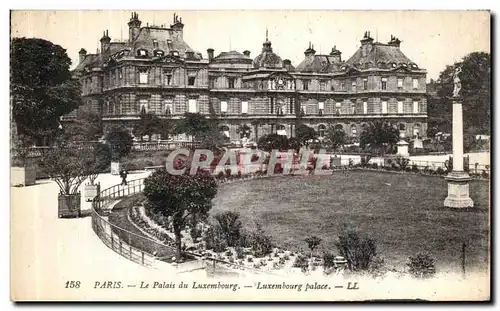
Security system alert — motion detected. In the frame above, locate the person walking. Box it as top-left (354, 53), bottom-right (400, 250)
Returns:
top-left (120, 169), bottom-right (128, 186)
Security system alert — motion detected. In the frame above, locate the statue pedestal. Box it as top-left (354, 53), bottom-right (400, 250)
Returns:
top-left (396, 140), bottom-right (409, 157)
top-left (444, 171), bottom-right (474, 208)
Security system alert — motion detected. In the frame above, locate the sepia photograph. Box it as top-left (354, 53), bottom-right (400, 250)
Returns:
top-left (9, 9), bottom-right (491, 302)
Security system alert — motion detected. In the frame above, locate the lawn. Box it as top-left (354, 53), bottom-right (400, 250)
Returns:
top-left (210, 171), bottom-right (490, 273)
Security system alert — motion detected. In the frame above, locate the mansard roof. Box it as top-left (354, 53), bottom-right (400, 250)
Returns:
top-left (132, 27), bottom-right (201, 59)
top-left (295, 55), bottom-right (345, 73)
top-left (346, 42), bottom-right (421, 70)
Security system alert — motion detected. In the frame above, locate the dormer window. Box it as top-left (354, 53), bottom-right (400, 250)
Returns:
top-left (172, 51), bottom-right (179, 57)
top-left (154, 50), bottom-right (164, 57)
top-left (228, 77), bottom-right (235, 89)
top-left (137, 49), bottom-right (148, 57)
top-left (152, 39), bottom-right (158, 49)
top-left (392, 62), bottom-right (397, 68)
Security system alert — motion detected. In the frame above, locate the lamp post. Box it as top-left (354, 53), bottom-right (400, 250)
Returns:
top-left (444, 66), bottom-right (474, 208)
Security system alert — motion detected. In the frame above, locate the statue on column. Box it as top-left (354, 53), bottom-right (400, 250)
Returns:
top-left (452, 66), bottom-right (462, 98)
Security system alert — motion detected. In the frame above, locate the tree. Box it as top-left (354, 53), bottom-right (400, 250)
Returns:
top-left (435, 52), bottom-right (490, 134)
top-left (11, 38), bottom-right (83, 145)
top-left (83, 143), bottom-right (111, 185)
top-left (236, 124), bottom-right (252, 139)
top-left (214, 211), bottom-right (242, 247)
top-left (359, 122), bottom-right (399, 156)
top-left (257, 133), bottom-right (289, 152)
top-left (143, 170), bottom-right (218, 262)
top-left (133, 111), bottom-right (161, 141)
top-left (105, 126), bottom-right (133, 161)
top-left (323, 125), bottom-right (347, 152)
top-left (40, 134), bottom-right (90, 195)
top-left (66, 106), bottom-right (103, 142)
top-left (295, 124), bottom-right (317, 146)
top-left (175, 113), bottom-right (211, 142)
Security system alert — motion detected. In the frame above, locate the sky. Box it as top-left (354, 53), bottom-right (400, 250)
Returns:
top-left (10, 10), bottom-right (490, 81)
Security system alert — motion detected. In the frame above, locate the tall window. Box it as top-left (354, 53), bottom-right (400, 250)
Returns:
top-left (164, 101), bottom-right (173, 116)
top-left (164, 70), bottom-right (173, 86)
top-left (340, 82), bottom-right (346, 91)
top-left (188, 99), bottom-right (197, 113)
top-left (270, 98), bottom-right (274, 114)
top-left (398, 101), bottom-right (404, 114)
top-left (381, 78), bottom-right (387, 90)
top-left (363, 78), bottom-right (368, 90)
top-left (119, 69), bottom-right (123, 80)
top-left (220, 101), bottom-right (228, 113)
top-left (300, 104), bottom-right (306, 116)
top-left (318, 102), bottom-right (324, 115)
top-left (412, 78), bottom-right (419, 90)
top-left (363, 101), bottom-right (368, 114)
top-left (241, 101), bottom-right (248, 114)
top-left (188, 77), bottom-right (196, 86)
top-left (139, 71), bottom-right (148, 84)
top-left (413, 123), bottom-right (421, 138)
top-left (397, 78), bottom-right (403, 90)
top-left (352, 81), bottom-right (357, 92)
top-left (139, 100), bottom-right (148, 113)
top-left (320, 81), bottom-right (326, 91)
top-left (209, 77), bottom-right (215, 88)
top-left (289, 98), bottom-right (295, 114)
top-left (335, 102), bottom-right (342, 115)
top-left (413, 101), bottom-right (419, 114)
top-left (318, 124), bottom-right (326, 138)
top-left (382, 101), bottom-right (388, 114)
top-left (228, 77), bottom-right (235, 89)
top-left (303, 80), bottom-right (309, 91)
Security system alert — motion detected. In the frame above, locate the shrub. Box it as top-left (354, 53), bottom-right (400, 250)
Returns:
top-left (250, 224), bottom-right (273, 257)
top-left (411, 164), bottom-right (419, 173)
top-left (190, 227), bottom-right (202, 241)
top-left (482, 170), bottom-right (489, 179)
top-left (293, 254), bottom-right (309, 269)
top-left (368, 256), bottom-right (388, 278)
top-left (247, 257), bottom-right (253, 263)
top-left (225, 249), bottom-right (233, 257)
top-left (322, 252), bottom-right (337, 270)
top-left (204, 226), bottom-right (227, 253)
top-left (214, 211), bottom-right (242, 247)
top-left (436, 167), bottom-right (445, 175)
top-left (407, 253), bottom-right (436, 279)
top-left (395, 156), bottom-right (410, 171)
top-left (235, 246), bottom-right (245, 259)
top-left (304, 236), bottom-right (322, 257)
top-left (335, 224), bottom-right (377, 271)
top-left (371, 163), bottom-right (378, 169)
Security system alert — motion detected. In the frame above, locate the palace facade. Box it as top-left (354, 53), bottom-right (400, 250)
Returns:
top-left (70, 12), bottom-right (428, 142)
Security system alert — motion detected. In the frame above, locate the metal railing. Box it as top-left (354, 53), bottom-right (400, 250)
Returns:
top-left (91, 178), bottom-right (178, 268)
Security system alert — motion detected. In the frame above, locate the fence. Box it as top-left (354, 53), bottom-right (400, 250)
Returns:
top-left (91, 178), bottom-right (179, 268)
top-left (131, 140), bottom-right (201, 152)
top-left (90, 175), bottom-right (282, 276)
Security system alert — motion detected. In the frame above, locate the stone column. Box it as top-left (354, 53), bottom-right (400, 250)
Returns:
top-left (444, 98), bottom-right (474, 208)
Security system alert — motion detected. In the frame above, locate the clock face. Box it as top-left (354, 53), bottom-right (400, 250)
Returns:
top-left (278, 79), bottom-right (283, 85)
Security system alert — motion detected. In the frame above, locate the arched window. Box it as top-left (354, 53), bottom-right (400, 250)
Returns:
top-left (334, 124), bottom-right (344, 131)
top-left (399, 123), bottom-right (406, 131)
top-left (318, 124), bottom-right (327, 137)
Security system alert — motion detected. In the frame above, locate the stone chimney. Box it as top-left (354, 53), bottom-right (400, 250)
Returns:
top-left (329, 46), bottom-right (342, 63)
top-left (360, 31), bottom-right (374, 57)
top-left (78, 48), bottom-right (87, 64)
top-left (170, 13), bottom-right (184, 39)
top-left (388, 35), bottom-right (401, 48)
top-left (100, 30), bottom-right (111, 54)
top-left (304, 42), bottom-right (316, 60)
top-left (243, 50), bottom-right (251, 57)
top-left (128, 12), bottom-right (142, 43)
top-left (207, 48), bottom-right (214, 62)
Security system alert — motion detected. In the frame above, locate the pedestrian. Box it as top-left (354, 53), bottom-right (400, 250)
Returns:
top-left (120, 168), bottom-right (128, 186)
